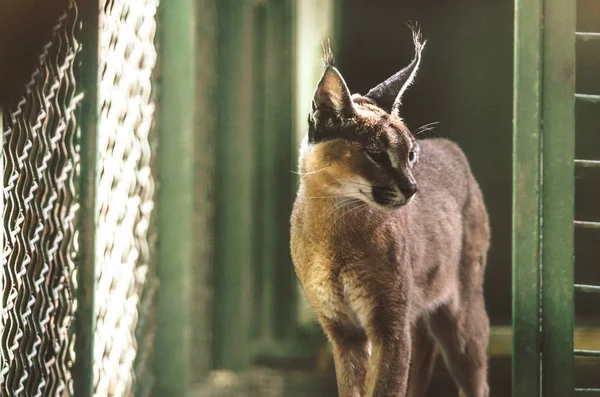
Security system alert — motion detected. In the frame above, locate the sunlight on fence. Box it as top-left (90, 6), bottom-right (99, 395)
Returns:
top-left (94, 1), bottom-right (159, 396)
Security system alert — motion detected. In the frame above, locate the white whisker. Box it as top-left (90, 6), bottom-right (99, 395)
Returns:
top-left (350, 203), bottom-right (370, 223)
top-left (330, 201), bottom-right (369, 233)
top-left (305, 195), bottom-right (350, 199)
top-left (340, 180), bottom-right (373, 188)
top-left (325, 198), bottom-right (360, 218)
top-left (414, 121), bottom-right (440, 137)
top-left (291, 168), bottom-right (327, 182)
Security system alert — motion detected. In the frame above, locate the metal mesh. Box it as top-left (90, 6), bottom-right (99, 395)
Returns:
top-left (1, 2), bottom-right (82, 396)
top-left (93, 0), bottom-right (159, 396)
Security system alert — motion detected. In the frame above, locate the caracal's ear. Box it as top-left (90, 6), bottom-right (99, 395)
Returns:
top-left (308, 39), bottom-right (356, 143)
top-left (364, 25), bottom-right (426, 117)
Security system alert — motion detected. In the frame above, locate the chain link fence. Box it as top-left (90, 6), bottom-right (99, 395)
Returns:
top-left (94, 1), bottom-right (159, 396)
top-left (1, 2), bottom-right (81, 395)
top-left (1, 0), bottom-right (159, 396)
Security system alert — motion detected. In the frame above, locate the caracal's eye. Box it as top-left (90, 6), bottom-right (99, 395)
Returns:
top-left (408, 150), bottom-right (417, 163)
top-left (366, 149), bottom-right (389, 165)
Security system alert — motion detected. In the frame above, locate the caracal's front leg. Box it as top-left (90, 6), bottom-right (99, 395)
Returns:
top-left (321, 317), bottom-right (370, 397)
top-left (364, 297), bottom-right (412, 397)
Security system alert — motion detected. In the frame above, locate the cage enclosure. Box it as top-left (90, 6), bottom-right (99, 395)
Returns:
top-left (1, 1), bottom-right (599, 396)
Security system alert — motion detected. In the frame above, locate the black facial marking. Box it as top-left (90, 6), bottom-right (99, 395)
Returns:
top-left (365, 149), bottom-right (389, 166)
top-left (372, 186), bottom-right (399, 206)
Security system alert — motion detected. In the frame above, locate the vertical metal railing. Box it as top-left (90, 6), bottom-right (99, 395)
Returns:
top-left (262, 0), bottom-right (296, 343)
top-left (540, 2), bottom-right (576, 396)
top-left (513, 0), bottom-right (577, 396)
top-left (251, 0), bottom-right (297, 353)
top-left (213, 0), bottom-right (299, 372)
top-left (189, 0), bottom-right (218, 387)
top-left (572, 27), bottom-right (600, 397)
top-left (213, 0), bottom-right (256, 372)
top-left (154, 0), bottom-right (196, 395)
top-left (513, 0), bottom-right (543, 394)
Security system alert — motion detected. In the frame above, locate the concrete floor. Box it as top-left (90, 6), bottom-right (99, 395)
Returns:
top-left (190, 348), bottom-right (600, 396)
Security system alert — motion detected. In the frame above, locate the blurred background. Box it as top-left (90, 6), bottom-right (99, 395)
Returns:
top-left (1, 0), bottom-right (598, 396)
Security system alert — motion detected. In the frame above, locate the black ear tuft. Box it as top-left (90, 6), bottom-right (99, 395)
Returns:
top-left (365, 25), bottom-right (426, 115)
top-left (321, 38), bottom-right (335, 68)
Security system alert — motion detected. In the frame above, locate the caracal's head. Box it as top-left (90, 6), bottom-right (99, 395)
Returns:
top-left (299, 28), bottom-right (427, 210)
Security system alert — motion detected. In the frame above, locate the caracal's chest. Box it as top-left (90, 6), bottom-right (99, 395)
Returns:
top-left (294, 234), bottom-right (376, 329)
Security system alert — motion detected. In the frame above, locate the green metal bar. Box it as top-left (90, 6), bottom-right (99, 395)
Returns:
top-left (512, 0), bottom-right (542, 394)
top-left (574, 350), bottom-right (600, 358)
top-left (575, 94), bottom-right (600, 104)
top-left (264, 0), bottom-right (296, 340)
top-left (574, 221), bottom-right (600, 230)
top-left (540, 0), bottom-right (576, 396)
top-left (74, 1), bottom-right (99, 396)
top-left (575, 389), bottom-right (600, 396)
top-left (190, 0), bottom-right (218, 383)
top-left (574, 284), bottom-right (600, 293)
top-left (576, 32), bottom-right (600, 42)
top-left (214, 0), bottom-right (255, 371)
top-left (252, 2), bottom-right (269, 340)
top-left (249, 0), bottom-right (298, 359)
top-left (155, 0), bottom-right (196, 395)
top-left (575, 160), bottom-right (600, 168)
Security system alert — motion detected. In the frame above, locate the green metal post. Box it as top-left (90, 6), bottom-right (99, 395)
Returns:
top-left (249, 0), bottom-right (297, 355)
top-left (155, 0), bottom-right (196, 395)
top-left (265, 0), bottom-right (297, 340)
top-left (190, 0), bottom-right (218, 384)
top-left (213, 0), bottom-right (255, 371)
top-left (252, 2), bottom-right (268, 341)
top-left (74, 1), bottom-right (99, 396)
top-left (512, 0), bottom-right (542, 394)
top-left (540, 0), bottom-right (576, 396)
